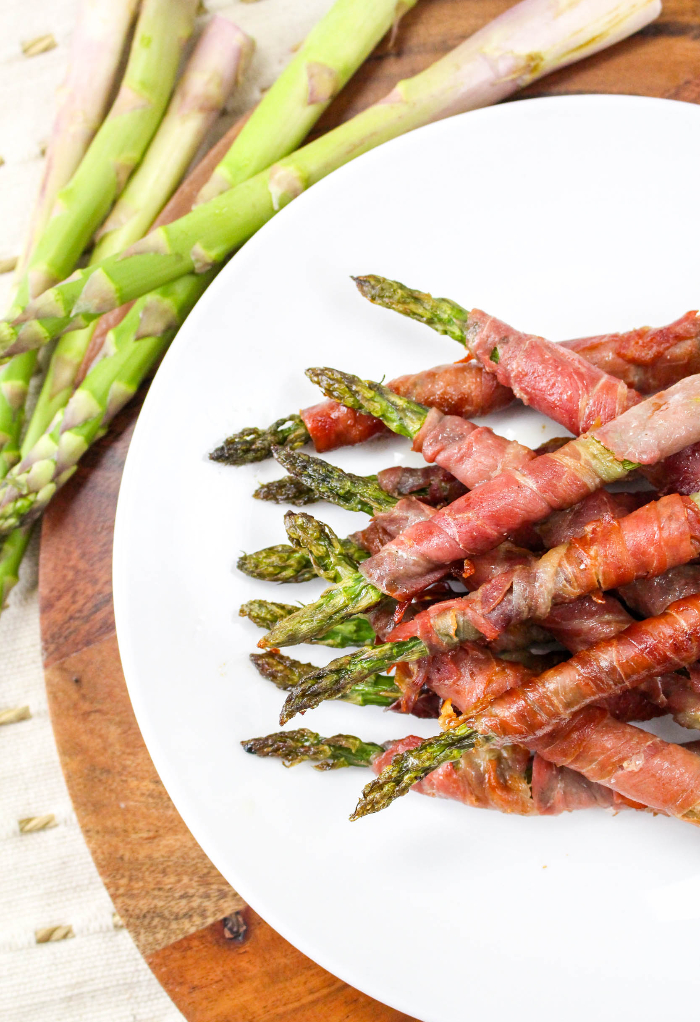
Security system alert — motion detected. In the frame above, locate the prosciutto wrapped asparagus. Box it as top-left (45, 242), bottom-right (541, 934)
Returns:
top-left (243, 728), bottom-right (650, 816)
top-left (353, 592), bottom-right (700, 818)
top-left (355, 275), bottom-right (700, 396)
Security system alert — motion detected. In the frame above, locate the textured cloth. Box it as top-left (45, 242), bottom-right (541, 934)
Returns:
top-left (0, 1), bottom-right (334, 1019)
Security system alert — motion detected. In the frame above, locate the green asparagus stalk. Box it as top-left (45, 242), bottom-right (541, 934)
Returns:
top-left (240, 599), bottom-right (375, 648)
top-left (196, 0), bottom-right (416, 204)
top-left (0, 1), bottom-right (144, 475)
top-left (20, 12), bottom-right (251, 456)
top-left (2, 0), bottom-right (660, 356)
top-left (350, 719), bottom-right (484, 817)
top-left (305, 367), bottom-right (428, 439)
top-left (9, 0), bottom-right (198, 319)
top-left (259, 570), bottom-right (382, 648)
top-left (94, 16), bottom-right (253, 259)
top-left (279, 637), bottom-right (427, 724)
top-left (242, 728), bottom-right (383, 770)
top-left (15, 0), bottom-right (141, 279)
top-left (250, 651), bottom-right (400, 708)
top-left (273, 447), bottom-right (397, 514)
top-left (0, 272), bottom-right (214, 534)
top-left (210, 414), bottom-right (310, 466)
top-left (237, 535), bottom-right (369, 584)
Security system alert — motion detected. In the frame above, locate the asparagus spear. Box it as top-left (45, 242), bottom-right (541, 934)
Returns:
top-left (21, 14), bottom-right (251, 456)
top-left (9, 0), bottom-right (198, 318)
top-left (250, 651), bottom-right (400, 708)
top-left (283, 510), bottom-right (359, 583)
top-left (273, 447), bottom-right (397, 515)
top-left (0, 272), bottom-right (215, 534)
top-left (237, 536), bottom-right (369, 584)
top-left (353, 275), bottom-right (470, 344)
top-left (15, 0), bottom-right (141, 278)
top-left (279, 638), bottom-right (428, 724)
top-left (240, 599), bottom-right (375, 649)
top-left (2, 0), bottom-right (660, 356)
top-left (242, 728), bottom-right (383, 770)
top-left (196, 0), bottom-right (416, 204)
top-left (254, 476), bottom-right (318, 506)
top-left (306, 367), bottom-right (428, 440)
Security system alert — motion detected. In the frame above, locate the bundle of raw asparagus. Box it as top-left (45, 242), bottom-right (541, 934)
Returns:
top-left (0, 0), bottom-right (661, 611)
top-left (234, 270), bottom-right (700, 827)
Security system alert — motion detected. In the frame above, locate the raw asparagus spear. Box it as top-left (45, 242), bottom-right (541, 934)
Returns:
top-left (2, 0), bottom-right (660, 355)
top-left (21, 14), bottom-right (251, 455)
top-left (15, 0), bottom-right (141, 278)
top-left (250, 651), bottom-right (400, 708)
top-left (240, 599), bottom-right (375, 649)
top-left (0, 273), bottom-right (215, 534)
top-left (196, 0), bottom-right (416, 203)
top-left (9, 0), bottom-right (198, 317)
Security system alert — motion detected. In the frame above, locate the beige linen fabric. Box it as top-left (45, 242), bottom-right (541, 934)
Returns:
top-left (0, 1), bottom-right (333, 1018)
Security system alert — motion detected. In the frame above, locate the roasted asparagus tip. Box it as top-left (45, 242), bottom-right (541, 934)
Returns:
top-left (279, 637), bottom-right (428, 725)
top-left (209, 413), bottom-right (309, 465)
top-left (351, 274), bottom-right (470, 345)
top-left (349, 724), bottom-right (482, 819)
top-left (305, 366), bottom-right (427, 440)
top-left (253, 475), bottom-right (318, 505)
top-left (273, 444), bottom-right (396, 514)
top-left (241, 728), bottom-right (381, 769)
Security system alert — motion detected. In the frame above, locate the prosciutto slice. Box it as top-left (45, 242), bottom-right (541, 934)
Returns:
top-left (360, 377), bottom-right (700, 599)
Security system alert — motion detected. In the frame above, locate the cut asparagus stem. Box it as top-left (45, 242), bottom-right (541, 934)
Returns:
top-left (283, 510), bottom-right (358, 583)
top-left (306, 367), bottom-right (428, 439)
top-left (210, 414), bottom-right (310, 465)
top-left (250, 651), bottom-right (400, 707)
top-left (242, 728), bottom-right (383, 769)
top-left (2, 0), bottom-right (660, 355)
top-left (240, 599), bottom-right (375, 649)
top-left (352, 275), bottom-right (470, 344)
top-left (237, 536), bottom-right (369, 584)
top-left (274, 446), bottom-right (397, 514)
top-left (15, 0), bottom-right (141, 279)
top-left (9, 0), bottom-right (198, 318)
top-left (350, 719), bottom-right (483, 818)
top-left (254, 476), bottom-right (318, 506)
top-left (279, 637), bottom-right (427, 724)
top-left (197, 0), bottom-right (416, 203)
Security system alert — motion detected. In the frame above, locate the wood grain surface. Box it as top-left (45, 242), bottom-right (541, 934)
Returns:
top-left (38, 1), bottom-right (700, 1019)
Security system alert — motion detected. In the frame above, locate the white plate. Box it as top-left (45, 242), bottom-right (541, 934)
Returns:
top-left (114, 96), bottom-right (700, 1022)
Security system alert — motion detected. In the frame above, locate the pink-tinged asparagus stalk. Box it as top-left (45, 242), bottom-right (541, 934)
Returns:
top-left (93, 15), bottom-right (254, 258)
top-left (195, 0), bottom-right (418, 205)
top-left (14, 0), bottom-right (141, 281)
top-left (20, 14), bottom-right (254, 456)
top-left (1, 0), bottom-right (661, 356)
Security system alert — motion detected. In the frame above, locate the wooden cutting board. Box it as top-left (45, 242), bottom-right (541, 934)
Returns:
top-left (38, 2), bottom-right (700, 1018)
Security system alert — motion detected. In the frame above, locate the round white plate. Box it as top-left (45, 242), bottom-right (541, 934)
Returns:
top-left (114, 96), bottom-right (700, 1022)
